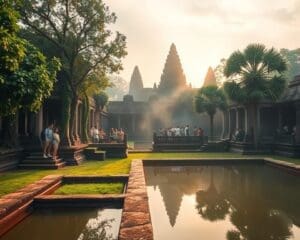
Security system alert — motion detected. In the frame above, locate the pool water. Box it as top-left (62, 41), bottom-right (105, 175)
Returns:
top-left (1, 208), bottom-right (122, 240)
top-left (144, 164), bottom-right (300, 240)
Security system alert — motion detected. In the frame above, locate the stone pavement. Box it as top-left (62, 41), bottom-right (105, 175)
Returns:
top-left (119, 160), bottom-right (153, 240)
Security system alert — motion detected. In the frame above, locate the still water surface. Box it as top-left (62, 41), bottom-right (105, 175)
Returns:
top-left (144, 164), bottom-right (300, 240)
top-left (1, 208), bottom-right (121, 240)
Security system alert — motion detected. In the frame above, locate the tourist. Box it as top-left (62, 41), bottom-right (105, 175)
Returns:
top-left (92, 126), bottom-right (99, 143)
top-left (52, 127), bottom-right (60, 160)
top-left (180, 126), bottom-right (185, 136)
top-left (175, 126), bottom-right (181, 136)
top-left (99, 128), bottom-right (106, 143)
top-left (185, 125), bottom-right (190, 136)
top-left (43, 123), bottom-right (54, 158)
top-left (90, 126), bottom-right (95, 139)
top-left (118, 128), bottom-right (125, 142)
top-left (193, 126), bottom-right (198, 136)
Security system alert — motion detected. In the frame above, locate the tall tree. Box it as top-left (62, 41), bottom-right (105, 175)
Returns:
top-left (159, 43), bottom-right (186, 95)
top-left (280, 48), bottom-right (300, 81)
top-left (0, 2), bottom-right (61, 147)
top-left (194, 86), bottom-right (227, 139)
top-left (106, 75), bottom-right (128, 101)
top-left (224, 43), bottom-right (287, 147)
top-left (19, 0), bottom-right (127, 146)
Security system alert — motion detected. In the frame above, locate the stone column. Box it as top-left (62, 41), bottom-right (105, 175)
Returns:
top-left (295, 102), bottom-right (300, 144)
top-left (118, 115), bottom-right (121, 129)
top-left (35, 107), bottom-right (43, 137)
top-left (221, 110), bottom-right (229, 139)
top-left (228, 109), bottom-right (231, 139)
top-left (132, 114), bottom-right (136, 137)
top-left (244, 108), bottom-right (248, 133)
top-left (73, 103), bottom-right (80, 143)
top-left (236, 108), bottom-right (239, 130)
top-left (24, 111), bottom-right (28, 136)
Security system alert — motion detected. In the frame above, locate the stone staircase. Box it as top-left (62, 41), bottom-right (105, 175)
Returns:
top-left (19, 152), bottom-right (66, 169)
top-left (84, 147), bottom-right (106, 160)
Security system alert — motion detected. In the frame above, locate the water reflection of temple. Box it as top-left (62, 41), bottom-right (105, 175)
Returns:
top-left (145, 165), bottom-right (300, 239)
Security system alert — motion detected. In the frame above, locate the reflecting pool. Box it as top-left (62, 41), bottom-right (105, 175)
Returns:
top-left (144, 164), bottom-right (300, 240)
top-left (1, 208), bottom-right (122, 240)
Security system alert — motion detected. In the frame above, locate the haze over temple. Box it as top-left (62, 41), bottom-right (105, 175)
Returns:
top-left (108, 43), bottom-right (222, 139)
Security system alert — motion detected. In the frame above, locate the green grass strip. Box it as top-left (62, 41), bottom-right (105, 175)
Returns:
top-left (53, 183), bottom-right (124, 195)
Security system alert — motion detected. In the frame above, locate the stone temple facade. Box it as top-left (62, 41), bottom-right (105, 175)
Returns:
top-left (107, 44), bottom-right (223, 140)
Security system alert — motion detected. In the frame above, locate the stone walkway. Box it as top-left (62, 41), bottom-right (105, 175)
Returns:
top-left (119, 160), bottom-right (153, 240)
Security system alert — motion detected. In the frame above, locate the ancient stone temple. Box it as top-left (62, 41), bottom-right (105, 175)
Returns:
top-left (224, 74), bottom-right (300, 157)
top-left (107, 44), bottom-right (223, 140)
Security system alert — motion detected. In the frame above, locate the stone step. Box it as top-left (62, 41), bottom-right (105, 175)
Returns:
top-left (18, 162), bottom-right (66, 170)
top-left (25, 155), bottom-right (56, 160)
top-left (21, 158), bottom-right (63, 164)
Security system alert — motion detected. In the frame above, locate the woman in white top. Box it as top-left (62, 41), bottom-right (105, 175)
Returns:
top-left (52, 128), bottom-right (60, 160)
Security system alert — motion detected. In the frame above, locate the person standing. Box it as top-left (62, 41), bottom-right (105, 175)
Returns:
top-left (185, 125), bottom-right (190, 136)
top-left (43, 123), bottom-right (54, 158)
top-left (52, 128), bottom-right (60, 160)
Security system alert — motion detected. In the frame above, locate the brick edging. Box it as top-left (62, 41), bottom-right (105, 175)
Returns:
top-left (118, 160), bottom-right (154, 240)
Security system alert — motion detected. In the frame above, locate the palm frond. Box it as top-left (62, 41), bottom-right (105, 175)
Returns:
top-left (224, 51), bottom-right (246, 77)
top-left (263, 48), bottom-right (287, 73)
top-left (243, 43), bottom-right (266, 68)
top-left (265, 75), bottom-right (287, 101)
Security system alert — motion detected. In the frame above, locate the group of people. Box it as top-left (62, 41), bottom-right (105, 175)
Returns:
top-left (90, 126), bottom-right (125, 143)
top-left (41, 123), bottom-right (60, 159)
top-left (157, 125), bottom-right (205, 137)
top-left (90, 126), bottom-right (106, 143)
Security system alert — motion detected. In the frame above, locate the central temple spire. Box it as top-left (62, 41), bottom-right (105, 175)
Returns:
top-left (158, 43), bottom-right (187, 95)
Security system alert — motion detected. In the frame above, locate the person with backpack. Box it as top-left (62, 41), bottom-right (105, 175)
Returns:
top-left (42, 123), bottom-right (54, 158)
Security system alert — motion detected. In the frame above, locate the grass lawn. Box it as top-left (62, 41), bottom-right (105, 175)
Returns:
top-left (53, 183), bottom-right (124, 195)
top-left (0, 152), bottom-right (299, 197)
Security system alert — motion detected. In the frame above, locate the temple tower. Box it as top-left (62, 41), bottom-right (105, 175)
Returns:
top-left (202, 66), bottom-right (217, 87)
top-left (129, 66), bottom-right (143, 100)
top-left (158, 43), bottom-right (187, 95)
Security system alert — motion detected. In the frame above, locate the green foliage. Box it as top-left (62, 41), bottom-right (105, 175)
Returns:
top-left (0, 41), bottom-right (61, 116)
top-left (224, 43), bottom-right (287, 104)
top-left (53, 183), bottom-right (124, 195)
top-left (0, 2), bottom-right (61, 116)
top-left (280, 48), bottom-right (300, 81)
top-left (194, 86), bottom-right (227, 117)
top-left (0, 1), bottom-right (26, 79)
top-left (19, 0), bottom-right (127, 96)
top-left (194, 86), bottom-right (227, 138)
top-left (94, 91), bottom-right (109, 109)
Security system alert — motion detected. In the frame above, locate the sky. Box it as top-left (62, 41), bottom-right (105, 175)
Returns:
top-left (105, 0), bottom-right (300, 88)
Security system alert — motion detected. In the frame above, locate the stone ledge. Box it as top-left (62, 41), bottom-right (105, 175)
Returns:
top-left (119, 160), bottom-right (153, 240)
top-left (0, 175), bottom-right (62, 219)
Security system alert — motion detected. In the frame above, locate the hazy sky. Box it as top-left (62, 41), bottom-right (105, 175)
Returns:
top-left (105, 0), bottom-right (300, 88)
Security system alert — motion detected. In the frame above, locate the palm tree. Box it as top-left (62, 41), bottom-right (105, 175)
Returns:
top-left (224, 43), bottom-right (287, 147)
top-left (194, 86), bottom-right (227, 140)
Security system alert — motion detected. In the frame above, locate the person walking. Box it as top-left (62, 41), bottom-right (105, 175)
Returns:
top-left (52, 128), bottom-right (60, 160)
top-left (43, 123), bottom-right (54, 158)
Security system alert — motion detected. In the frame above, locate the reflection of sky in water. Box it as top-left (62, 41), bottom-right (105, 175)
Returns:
top-left (145, 165), bottom-right (300, 240)
top-left (1, 208), bottom-right (122, 240)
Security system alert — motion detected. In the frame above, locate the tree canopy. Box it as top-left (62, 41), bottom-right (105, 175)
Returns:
top-left (280, 48), bottom-right (300, 81)
top-left (19, 0), bottom-right (127, 145)
top-left (194, 86), bottom-right (227, 138)
top-left (224, 43), bottom-right (287, 104)
top-left (0, 1), bottom-right (61, 116)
